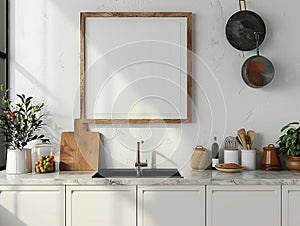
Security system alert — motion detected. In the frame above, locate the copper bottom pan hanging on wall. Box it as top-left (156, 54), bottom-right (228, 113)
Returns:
top-left (241, 32), bottom-right (274, 88)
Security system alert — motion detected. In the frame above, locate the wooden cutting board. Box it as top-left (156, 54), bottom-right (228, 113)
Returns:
top-left (60, 120), bottom-right (100, 171)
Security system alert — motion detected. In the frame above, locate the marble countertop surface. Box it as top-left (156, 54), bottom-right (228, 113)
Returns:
top-left (2, 169), bottom-right (300, 186)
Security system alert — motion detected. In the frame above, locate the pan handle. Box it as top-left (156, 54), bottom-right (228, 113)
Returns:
top-left (254, 32), bottom-right (264, 56)
top-left (239, 0), bottom-right (247, 11)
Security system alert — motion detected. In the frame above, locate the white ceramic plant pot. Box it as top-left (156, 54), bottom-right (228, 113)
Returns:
top-left (6, 148), bottom-right (32, 174)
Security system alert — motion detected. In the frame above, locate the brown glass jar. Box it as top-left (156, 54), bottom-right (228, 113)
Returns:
top-left (261, 144), bottom-right (281, 170)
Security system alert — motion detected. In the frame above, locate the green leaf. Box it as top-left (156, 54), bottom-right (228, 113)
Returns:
top-left (281, 124), bottom-right (291, 132)
top-left (16, 94), bottom-right (25, 102)
top-left (288, 122), bottom-right (299, 126)
top-left (281, 122), bottom-right (300, 132)
top-left (25, 96), bottom-right (33, 103)
top-left (37, 134), bottom-right (44, 139)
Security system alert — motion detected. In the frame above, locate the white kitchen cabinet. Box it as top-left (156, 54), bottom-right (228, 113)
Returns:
top-left (282, 185), bottom-right (300, 226)
top-left (0, 185), bottom-right (65, 226)
top-left (138, 185), bottom-right (205, 226)
top-left (207, 185), bottom-right (281, 226)
top-left (66, 185), bottom-right (136, 226)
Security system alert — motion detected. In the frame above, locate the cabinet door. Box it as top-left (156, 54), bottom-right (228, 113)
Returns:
top-left (138, 185), bottom-right (205, 226)
top-left (0, 185), bottom-right (65, 226)
top-left (66, 185), bottom-right (136, 226)
top-left (207, 185), bottom-right (281, 226)
top-left (282, 185), bottom-right (300, 226)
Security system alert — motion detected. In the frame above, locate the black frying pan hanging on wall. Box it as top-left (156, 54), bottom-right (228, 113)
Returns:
top-left (226, 0), bottom-right (266, 51)
top-left (241, 32), bottom-right (274, 88)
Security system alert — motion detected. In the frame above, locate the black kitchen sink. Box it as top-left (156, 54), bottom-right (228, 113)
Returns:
top-left (92, 168), bottom-right (183, 178)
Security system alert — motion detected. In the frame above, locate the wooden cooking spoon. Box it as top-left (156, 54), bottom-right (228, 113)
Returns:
top-left (237, 128), bottom-right (246, 135)
top-left (238, 134), bottom-right (248, 150)
top-left (237, 128), bottom-right (248, 150)
top-left (247, 130), bottom-right (255, 149)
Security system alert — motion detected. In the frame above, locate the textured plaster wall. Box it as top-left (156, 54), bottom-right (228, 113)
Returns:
top-left (9, 0), bottom-right (300, 169)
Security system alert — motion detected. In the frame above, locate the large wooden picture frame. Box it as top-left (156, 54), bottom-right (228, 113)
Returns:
top-left (80, 12), bottom-right (192, 123)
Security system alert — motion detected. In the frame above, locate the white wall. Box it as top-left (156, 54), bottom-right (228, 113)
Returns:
top-left (9, 0), bottom-right (300, 169)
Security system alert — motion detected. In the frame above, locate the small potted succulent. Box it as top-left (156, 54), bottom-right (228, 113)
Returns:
top-left (0, 86), bottom-right (45, 174)
top-left (277, 122), bottom-right (300, 171)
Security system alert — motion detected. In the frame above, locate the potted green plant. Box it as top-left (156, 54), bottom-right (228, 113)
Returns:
top-left (0, 86), bottom-right (45, 174)
top-left (277, 122), bottom-right (300, 171)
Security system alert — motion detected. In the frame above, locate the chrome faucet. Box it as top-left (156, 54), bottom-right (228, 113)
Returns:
top-left (135, 141), bottom-right (148, 168)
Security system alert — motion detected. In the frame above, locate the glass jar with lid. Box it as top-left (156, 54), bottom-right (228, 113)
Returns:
top-left (32, 139), bottom-right (56, 173)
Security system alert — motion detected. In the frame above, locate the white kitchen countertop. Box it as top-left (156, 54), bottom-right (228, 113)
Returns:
top-left (1, 169), bottom-right (300, 186)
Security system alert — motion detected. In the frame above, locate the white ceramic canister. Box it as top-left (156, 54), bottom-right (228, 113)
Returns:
top-left (241, 149), bottom-right (257, 170)
top-left (224, 149), bottom-right (240, 164)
